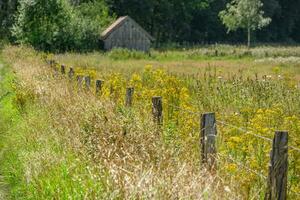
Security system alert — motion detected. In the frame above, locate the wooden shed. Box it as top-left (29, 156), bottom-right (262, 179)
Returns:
top-left (101, 16), bottom-right (154, 52)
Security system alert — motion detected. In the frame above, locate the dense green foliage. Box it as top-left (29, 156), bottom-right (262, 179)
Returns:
top-left (105, 0), bottom-right (300, 44)
top-left (2, 0), bottom-right (113, 52)
top-left (12, 0), bottom-right (74, 51)
top-left (1, 0), bottom-right (300, 50)
top-left (0, 0), bottom-right (18, 41)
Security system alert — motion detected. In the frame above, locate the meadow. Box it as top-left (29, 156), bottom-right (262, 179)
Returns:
top-left (0, 45), bottom-right (299, 199)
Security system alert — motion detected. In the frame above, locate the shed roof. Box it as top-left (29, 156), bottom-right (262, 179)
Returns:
top-left (101, 16), bottom-right (154, 41)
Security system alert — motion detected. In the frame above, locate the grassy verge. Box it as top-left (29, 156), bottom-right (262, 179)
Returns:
top-left (0, 51), bottom-right (105, 199)
top-left (0, 53), bottom-right (19, 199)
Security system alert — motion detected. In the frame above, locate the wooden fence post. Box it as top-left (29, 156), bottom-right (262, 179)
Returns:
top-left (61, 64), bottom-right (66, 75)
top-left (76, 75), bottom-right (83, 88)
top-left (84, 76), bottom-right (91, 90)
top-left (152, 96), bottom-right (163, 125)
top-left (265, 131), bottom-right (288, 200)
top-left (49, 60), bottom-right (56, 68)
top-left (200, 112), bottom-right (217, 170)
top-left (125, 87), bottom-right (134, 107)
top-left (95, 80), bottom-right (104, 95)
top-left (68, 67), bottom-right (75, 79)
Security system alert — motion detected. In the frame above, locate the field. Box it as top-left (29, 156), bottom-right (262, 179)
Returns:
top-left (55, 46), bottom-right (300, 79)
top-left (0, 45), bottom-right (300, 199)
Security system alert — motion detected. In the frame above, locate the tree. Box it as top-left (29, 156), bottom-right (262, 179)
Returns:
top-left (12, 0), bottom-right (75, 51)
top-left (219, 0), bottom-right (271, 47)
top-left (12, 0), bottom-right (114, 52)
top-left (105, 0), bottom-right (211, 44)
top-left (0, 0), bottom-right (18, 40)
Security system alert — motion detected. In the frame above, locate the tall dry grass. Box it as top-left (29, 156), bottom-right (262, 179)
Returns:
top-left (1, 46), bottom-right (242, 199)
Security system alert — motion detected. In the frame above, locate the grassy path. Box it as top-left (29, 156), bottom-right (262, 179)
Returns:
top-left (0, 58), bottom-right (9, 199)
top-left (0, 55), bottom-right (17, 199)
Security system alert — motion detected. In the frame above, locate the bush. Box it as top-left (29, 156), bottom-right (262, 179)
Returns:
top-left (12, 0), bottom-right (114, 52)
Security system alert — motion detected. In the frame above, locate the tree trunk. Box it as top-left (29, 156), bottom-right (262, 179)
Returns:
top-left (247, 26), bottom-right (251, 48)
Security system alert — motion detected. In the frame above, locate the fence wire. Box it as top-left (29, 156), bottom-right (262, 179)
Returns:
top-left (216, 152), bottom-right (267, 180)
top-left (217, 120), bottom-right (300, 154)
top-left (49, 61), bottom-right (300, 154)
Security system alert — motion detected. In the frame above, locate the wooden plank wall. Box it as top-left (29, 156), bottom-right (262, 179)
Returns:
top-left (104, 19), bottom-right (151, 52)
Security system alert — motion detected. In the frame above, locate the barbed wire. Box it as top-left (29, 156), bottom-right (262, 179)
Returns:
top-left (216, 152), bottom-right (267, 180)
top-left (157, 103), bottom-right (300, 154)
top-left (168, 103), bottom-right (201, 116)
top-left (217, 120), bottom-right (300, 153)
top-left (288, 145), bottom-right (300, 153)
top-left (157, 101), bottom-right (300, 154)
top-left (48, 61), bottom-right (300, 154)
top-left (216, 120), bottom-right (273, 142)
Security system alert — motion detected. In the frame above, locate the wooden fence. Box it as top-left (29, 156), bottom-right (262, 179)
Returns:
top-left (48, 60), bottom-right (299, 200)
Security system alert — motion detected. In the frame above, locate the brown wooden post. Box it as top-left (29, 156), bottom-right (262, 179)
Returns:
top-left (95, 80), bottom-right (104, 95)
top-left (265, 131), bottom-right (288, 200)
top-left (152, 96), bottom-right (163, 125)
top-left (76, 75), bottom-right (83, 88)
top-left (53, 63), bottom-right (59, 77)
top-left (61, 64), bottom-right (66, 74)
top-left (84, 76), bottom-right (91, 90)
top-left (68, 67), bottom-right (75, 79)
top-left (49, 60), bottom-right (55, 68)
top-left (200, 112), bottom-right (217, 169)
top-left (125, 87), bottom-right (134, 107)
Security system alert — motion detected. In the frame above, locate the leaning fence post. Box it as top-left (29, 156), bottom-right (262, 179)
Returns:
top-left (61, 64), bottom-right (66, 75)
top-left (125, 87), bottom-right (134, 107)
top-left (265, 131), bottom-right (288, 200)
top-left (152, 96), bottom-right (163, 125)
top-left (200, 112), bottom-right (217, 169)
top-left (84, 76), bottom-right (91, 90)
top-left (68, 67), bottom-right (75, 79)
top-left (95, 80), bottom-right (104, 95)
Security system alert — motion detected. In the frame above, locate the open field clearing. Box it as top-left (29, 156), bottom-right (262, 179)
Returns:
top-left (55, 46), bottom-right (300, 81)
top-left (0, 45), bottom-right (299, 199)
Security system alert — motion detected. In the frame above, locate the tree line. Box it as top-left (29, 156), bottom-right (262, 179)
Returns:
top-left (1, 0), bottom-right (300, 52)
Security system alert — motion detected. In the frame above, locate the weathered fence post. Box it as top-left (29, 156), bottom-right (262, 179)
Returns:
top-left (152, 96), bottom-right (163, 125)
top-left (265, 131), bottom-right (288, 200)
top-left (68, 67), bottom-right (75, 79)
top-left (200, 112), bottom-right (217, 170)
top-left (49, 60), bottom-right (55, 68)
top-left (61, 64), bottom-right (66, 75)
top-left (84, 76), bottom-right (91, 90)
top-left (76, 75), bottom-right (83, 88)
top-left (95, 80), bottom-right (104, 95)
top-left (125, 87), bottom-right (134, 107)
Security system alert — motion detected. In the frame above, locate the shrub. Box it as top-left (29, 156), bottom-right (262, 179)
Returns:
top-left (12, 0), bottom-right (114, 52)
top-left (12, 0), bottom-right (74, 52)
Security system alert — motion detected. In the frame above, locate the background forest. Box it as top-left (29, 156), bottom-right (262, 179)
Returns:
top-left (1, 0), bottom-right (300, 52)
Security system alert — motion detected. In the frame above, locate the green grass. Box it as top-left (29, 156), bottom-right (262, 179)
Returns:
top-left (0, 54), bottom-right (23, 199)
top-left (0, 53), bottom-right (106, 199)
top-left (55, 45), bottom-right (300, 81)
